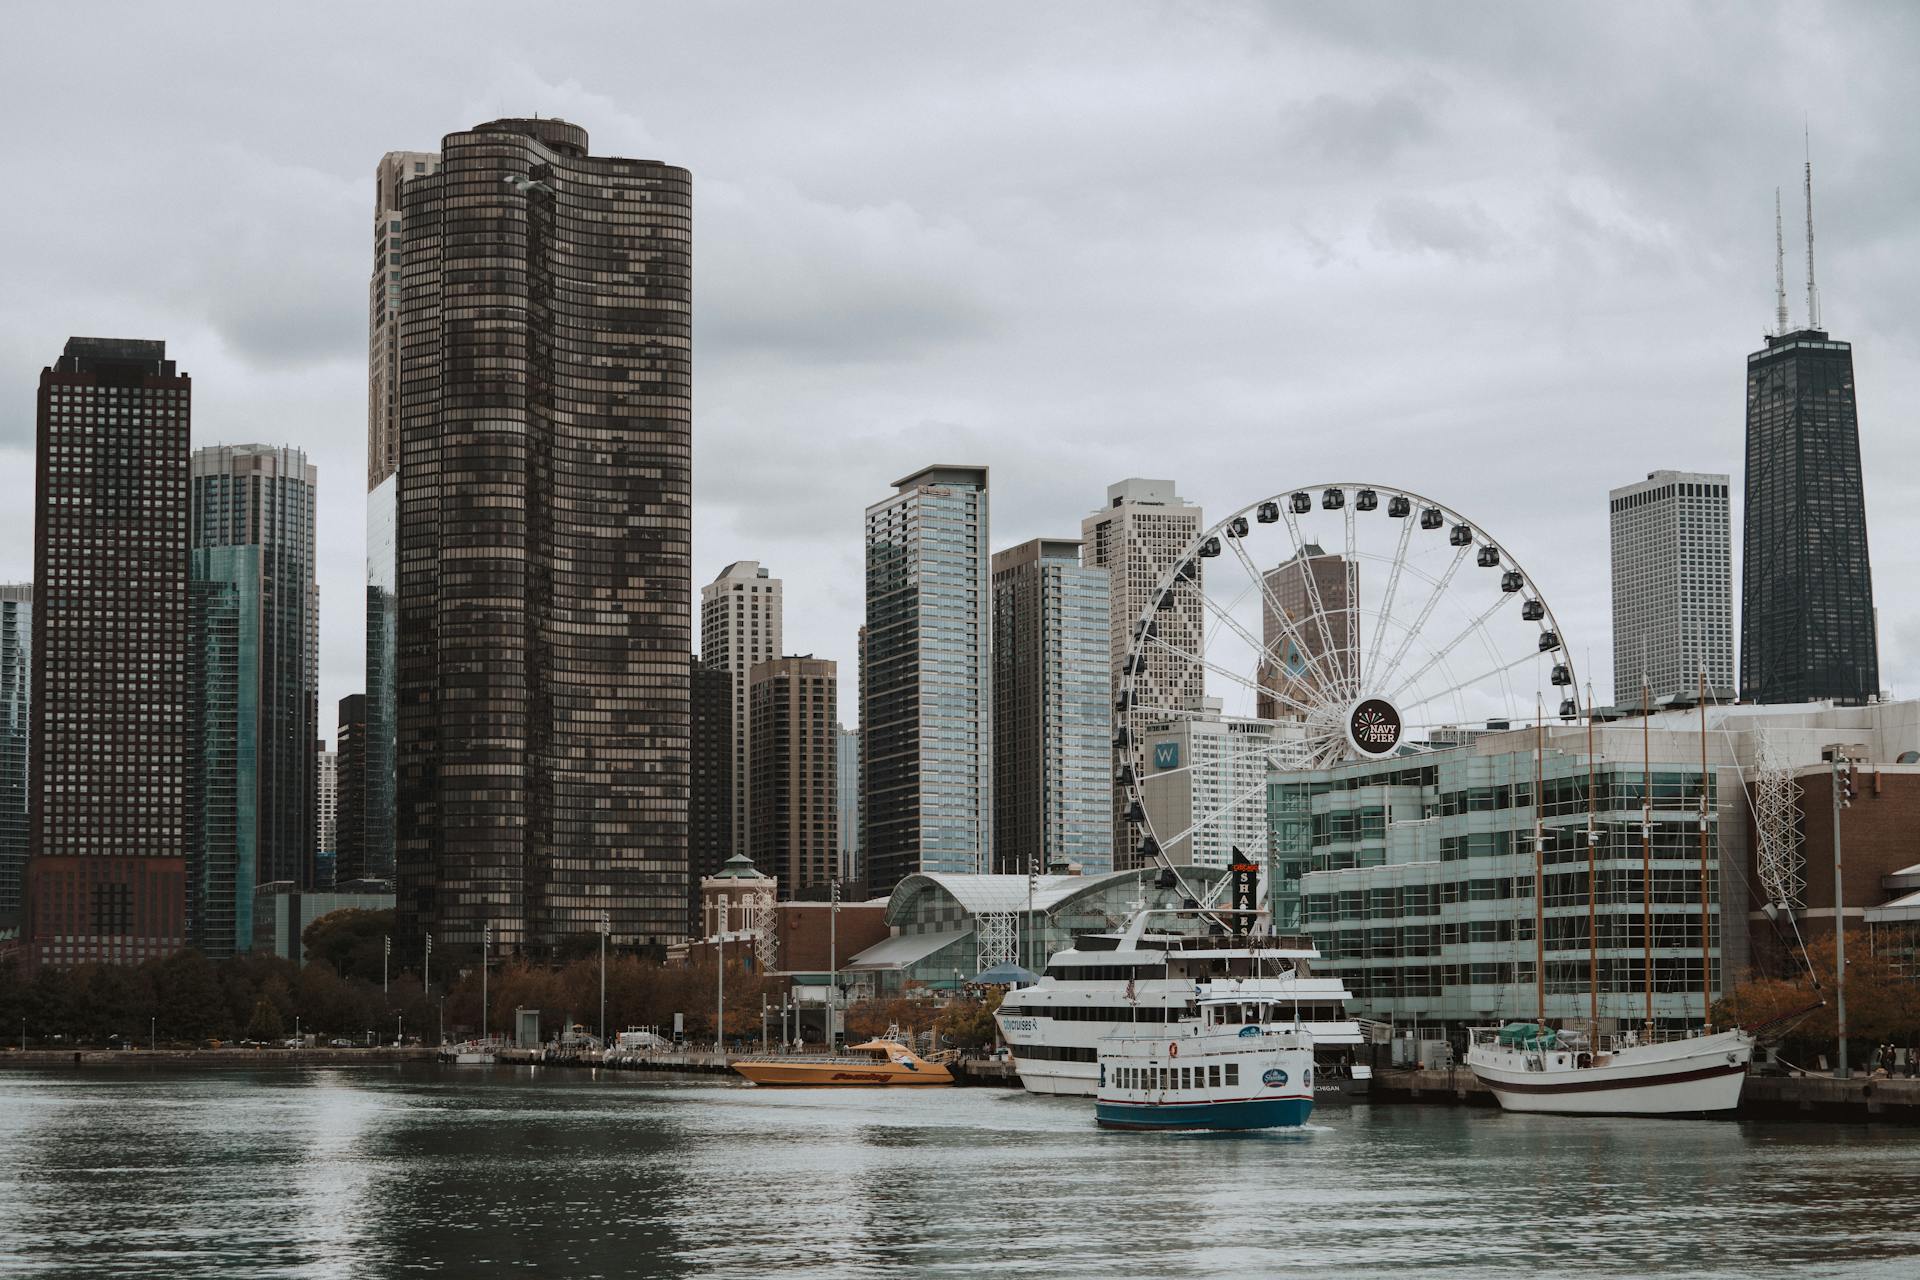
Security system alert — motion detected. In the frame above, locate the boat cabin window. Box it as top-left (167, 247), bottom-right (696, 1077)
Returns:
top-left (1225, 1063), bottom-right (1240, 1086)
top-left (1208, 1064), bottom-right (1221, 1087)
top-left (1160, 1068), bottom-right (1170, 1089)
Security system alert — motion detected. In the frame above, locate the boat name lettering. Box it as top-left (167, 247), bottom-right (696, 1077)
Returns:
top-left (1001, 1018), bottom-right (1037, 1032)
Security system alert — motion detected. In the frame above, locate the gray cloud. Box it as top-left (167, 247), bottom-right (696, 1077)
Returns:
top-left (0, 1), bottom-right (1915, 724)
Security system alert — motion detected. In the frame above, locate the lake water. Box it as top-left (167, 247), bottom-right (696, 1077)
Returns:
top-left (0, 1065), bottom-right (1915, 1278)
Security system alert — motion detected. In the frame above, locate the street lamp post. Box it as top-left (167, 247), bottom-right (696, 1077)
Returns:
top-left (424, 933), bottom-right (433, 992)
top-left (599, 909), bottom-right (609, 1052)
top-left (716, 932), bottom-right (726, 1057)
top-left (396, 1013), bottom-right (403, 1047)
top-left (383, 934), bottom-right (390, 995)
top-left (150, 1016), bottom-right (155, 1053)
top-left (482, 923), bottom-right (492, 1045)
top-left (829, 879), bottom-right (839, 1049)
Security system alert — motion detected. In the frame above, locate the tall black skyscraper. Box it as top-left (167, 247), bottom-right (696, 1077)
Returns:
top-left (394, 118), bottom-right (692, 961)
top-left (1741, 168), bottom-right (1878, 705)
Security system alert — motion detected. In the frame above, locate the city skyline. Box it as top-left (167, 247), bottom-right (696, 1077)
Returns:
top-left (2, 8), bottom-right (1916, 733)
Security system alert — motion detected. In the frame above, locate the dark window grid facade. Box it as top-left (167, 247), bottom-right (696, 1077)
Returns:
top-left (0, 592), bottom-right (28, 920)
top-left (1740, 335), bottom-right (1878, 705)
top-left (395, 120), bottom-right (692, 961)
top-left (749, 660), bottom-right (837, 898)
top-left (27, 342), bottom-right (191, 969)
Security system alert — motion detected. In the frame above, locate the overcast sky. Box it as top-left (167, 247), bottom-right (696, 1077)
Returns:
top-left (2, 2), bottom-right (1916, 731)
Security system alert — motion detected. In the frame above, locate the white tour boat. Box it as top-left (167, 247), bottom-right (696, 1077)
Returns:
top-left (1096, 994), bottom-right (1315, 1131)
top-left (996, 905), bottom-right (1372, 1102)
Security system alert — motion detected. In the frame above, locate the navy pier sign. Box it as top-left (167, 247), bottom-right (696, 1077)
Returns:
top-left (1346, 698), bottom-right (1402, 757)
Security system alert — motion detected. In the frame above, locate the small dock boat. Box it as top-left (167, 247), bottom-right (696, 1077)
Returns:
top-left (731, 1038), bottom-right (954, 1087)
top-left (1096, 994), bottom-right (1315, 1131)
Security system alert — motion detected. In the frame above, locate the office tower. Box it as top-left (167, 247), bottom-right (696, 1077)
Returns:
top-left (0, 586), bottom-right (28, 924)
top-left (190, 444), bottom-right (319, 890)
top-left (316, 749), bottom-right (337, 889)
top-left (395, 118), bottom-right (693, 959)
top-left (365, 150), bottom-right (437, 888)
top-left (333, 695), bottom-right (369, 884)
top-left (1609, 471), bottom-right (1733, 702)
top-left (1741, 163), bottom-right (1878, 705)
top-left (835, 724), bottom-right (859, 885)
top-left (991, 538), bottom-right (1112, 875)
top-left (748, 656), bottom-right (838, 896)
top-left (24, 338), bottom-right (190, 970)
top-left (688, 661), bottom-right (733, 936)
top-left (1258, 544), bottom-right (1358, 720)
top-left (701, 562), bottom-right (782, 858)
top-left (1140, 703), bottom-right (1299, 870)
top-left (863, 466), bottom-right (992, 896)
top-left (186, 558), bottom-right (247, 956)
top-left (1081, 478), bottom-right (1203, 868)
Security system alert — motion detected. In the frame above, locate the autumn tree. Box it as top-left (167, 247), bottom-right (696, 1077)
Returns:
top-left (1717, 927), bottom-right (1920, 1058)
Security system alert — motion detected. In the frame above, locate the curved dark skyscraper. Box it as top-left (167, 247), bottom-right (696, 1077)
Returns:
top-left (395, 118), bottom-right (692, 960)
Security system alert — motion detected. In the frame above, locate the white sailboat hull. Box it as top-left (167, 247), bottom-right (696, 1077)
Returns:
top-left (1466, 1029), bottom-right (1753, 1116)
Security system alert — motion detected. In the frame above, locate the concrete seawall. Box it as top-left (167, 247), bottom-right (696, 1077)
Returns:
top-left (1, 1047), bottom-right (435, 1068)
top-left (1373, 1066), bottom-right (1920, 1123)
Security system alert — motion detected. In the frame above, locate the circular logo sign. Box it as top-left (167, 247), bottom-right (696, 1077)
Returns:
top-left (1303, 1068), bottom-right (1313, 1090)
top-left (1238, 1025), bottom-right (1261, 1038)
top-left (1262, 1068), bottom-right (1288, 1088)
top-left (1347, 698), bottom-right (1403, 757)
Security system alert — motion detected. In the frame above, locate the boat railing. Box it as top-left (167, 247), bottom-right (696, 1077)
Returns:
top-left (730, 1051), bottom-right (906, 1067)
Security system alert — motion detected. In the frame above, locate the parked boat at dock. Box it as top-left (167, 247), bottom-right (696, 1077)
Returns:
top-left (731, 1039), bottom-right (954, 1087)
top-left (1096, 994), bottom-right (1315, 1131)
top-left (996, 905), bottom-right (1372, 1102)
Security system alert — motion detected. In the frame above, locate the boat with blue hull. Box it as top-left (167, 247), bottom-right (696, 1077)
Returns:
top-left (1095, 995), bottom-right (1315, 1132)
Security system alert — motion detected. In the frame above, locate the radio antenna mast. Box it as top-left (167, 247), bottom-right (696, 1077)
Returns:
top-left (1804, 125), bottom-right (1820, 330)
top-left (1774, 188), bottom-right (1789, 336)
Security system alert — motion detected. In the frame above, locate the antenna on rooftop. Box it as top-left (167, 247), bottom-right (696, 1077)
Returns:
top-left (1773, 188), bottom-right (1789, 336)
top-left (1804, 123), bottom-right (1820, 331)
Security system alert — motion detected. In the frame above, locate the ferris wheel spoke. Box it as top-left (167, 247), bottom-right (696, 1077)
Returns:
top-left (1343, 503), bottom-right (1359, 699)
top-left (1171, 577), bottom-right (1344, 717)
top-left (1278, 506), bottom-right (1351, 700)
top-left (1396, 649), bottom-right (1541, 720)
top-left (1140, 630), bottom-right (1329, 722)
top-left (1153, 768), bottom-right (1278, 856)
top-left (1218, 534), bottom-right (1351, 714)
top-left (1375, 540), bottom-right (1472, 694)
top-left (1385, 587), bottom-right (1517, 705)
top-left (1365, 512), bottom-right (1417, 691)
top-left (1124, 732), bottom-right (1303, 785)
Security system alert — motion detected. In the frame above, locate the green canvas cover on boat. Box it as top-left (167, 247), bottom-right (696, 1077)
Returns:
top-left (1496, 1022), bottom-right (1556, 1049)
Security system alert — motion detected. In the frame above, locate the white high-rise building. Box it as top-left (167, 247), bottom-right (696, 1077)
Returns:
top-left (317, 750), bottom-right (337, 884)
top-left (1081, 478), bottom-right (1203, 868)
top-left (1609, 470), bottom-right (1733, 704)
top-left (1138, 701), bottom-right (1307, 870)
top-left (701, 562), bottom-right (783, 860)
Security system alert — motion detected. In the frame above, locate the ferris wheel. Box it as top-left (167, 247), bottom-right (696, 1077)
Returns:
top-left (1115, 483), bottom-right (1579, 869)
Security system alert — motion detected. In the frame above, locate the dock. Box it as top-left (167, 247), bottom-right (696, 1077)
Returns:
top-left (492, 1046), bottom-right (1022, 1086)
top-left (1373, 1066), bottom-right (1920, 1123)
top-left (1, 1047), bottom-right (435, 1068)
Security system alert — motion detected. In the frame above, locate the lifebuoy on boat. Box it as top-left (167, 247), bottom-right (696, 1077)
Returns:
top-left (1169, 1041), bottom-right (1179, 1058)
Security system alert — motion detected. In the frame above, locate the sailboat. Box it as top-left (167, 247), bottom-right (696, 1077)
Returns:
top-left (1465, 674), bottom-right (1754, 1115)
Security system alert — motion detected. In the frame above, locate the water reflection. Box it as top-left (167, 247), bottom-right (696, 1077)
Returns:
top-left (0, 1066), bottom-right (1916, 1278)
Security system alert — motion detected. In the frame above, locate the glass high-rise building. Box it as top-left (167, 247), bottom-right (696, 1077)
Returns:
top-left (835, 724), bottom-right (859, 886)
top-left (394, 118), bottom-right (693, 959)
top-left (333, 694), bottom-right (371, 885)
top-left (363, 474), bottom-right (397, 881)
top-left (25, 338), bottom-right (191, 971)
top-left (688, 661), bottom-right (732, 936)
top-left (190, 445), bottom-right (319, 897)
top-left (1610, 470), bottom-right (1733, 703)
top-left (701, 561), bottom-right (781, 861)
top-left (0, 585), bottom-right (29, 926)
top-left (991, 537), bottom-right (1112, 875)
top-left (187, 545), bottom-right (258, 957)
top-left (862, 465), bottom-right (991, 896)
top-left (1741, 327), bottom-right (1878, 704)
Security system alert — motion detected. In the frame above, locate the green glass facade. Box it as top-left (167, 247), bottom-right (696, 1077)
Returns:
top-left (188, 546), bottom-right (262, 958)
top-left (1293, 739), bottom-right (1724, 1037)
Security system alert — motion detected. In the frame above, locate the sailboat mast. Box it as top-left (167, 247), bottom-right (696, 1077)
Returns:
top-left (1586, 684), bottom-right (1599, 1034)
top-left (1642, 677), bottom-right (1653, 1036)
top-left (1698, 668), bottom-right (1713, 1031)
top-left (1534, 698), bottom-right (1547, 1030)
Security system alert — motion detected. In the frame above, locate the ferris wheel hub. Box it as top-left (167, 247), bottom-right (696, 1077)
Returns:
top-left (1345, 696), bottom-right (1404, 758)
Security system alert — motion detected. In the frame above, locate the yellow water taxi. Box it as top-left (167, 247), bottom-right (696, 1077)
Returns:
top-left (731, 1039), bottom-right (953, 1087)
